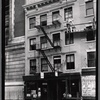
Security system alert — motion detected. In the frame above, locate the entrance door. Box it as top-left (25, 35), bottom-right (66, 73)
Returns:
top-left (41, 83), bottom-right (48, 100)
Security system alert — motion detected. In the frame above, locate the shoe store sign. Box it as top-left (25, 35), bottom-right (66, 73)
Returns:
top-left (82, 75), bottom-right (95, 97)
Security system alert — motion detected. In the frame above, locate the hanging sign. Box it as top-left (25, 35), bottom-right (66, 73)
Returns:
top-left (82, 75), bottom-right (95, 97)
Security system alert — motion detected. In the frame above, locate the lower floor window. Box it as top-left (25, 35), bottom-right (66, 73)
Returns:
top-left (41, 58), bottom-right (48, 71)
top-left (66, 54), bottom-right (75, 69)
top-left (30, 59), bottom-right (36, 74)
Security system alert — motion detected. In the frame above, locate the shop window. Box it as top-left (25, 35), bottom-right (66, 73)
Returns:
top-left (41, 58), bottom-right (48, 71)
top-left (67, 79), bottom-right (80, 98)
top-left (40, 36), bottom-right (47, 49)
top-left (86, 26), bottom-right (95, 41)
top-left (66, 54), bottom-right (75, 69)
top-left (40, 14), bottom-right (47, 26)
top-left (52, 11), bottom-right (59, 21)
top-left (64, 7), bottom-right (73, 21)
top-left (65, 31), bottom-right (74, 45)
top-left (30, 38), bottom-right (36, 50)
top-left (85, 0), bottom-right (94, 16)
top-left (30, 59), bottom-right (36, 74)
top-left (29, 17), bottom-right (36, 29)
top-left (53, 33), bottom-right (60, 46)
top-left (87, 52), bottom-right (96, 67)
top-left (54, 56), bottom-right (61, 71)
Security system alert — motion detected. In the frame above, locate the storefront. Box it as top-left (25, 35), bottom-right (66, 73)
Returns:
top-left (82, 68), bottom-right (96, 100)
top-left (23, 72), bottom-right (81, 100)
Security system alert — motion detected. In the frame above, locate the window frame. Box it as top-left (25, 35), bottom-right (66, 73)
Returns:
top-left (87, 51), bottom-right (96, 67)
top-left (30, 59), bottom-right (37, 74)
top-left (40, 14), bottom-right (47, 26)
top-left (30, 38), bottom-right (36, 50)
top-left (66, 54), bottom-right (75, 69)
top-left (85, 0), bottom-right (94, 16)
top-left (65, 31), bottom-right (74, 45)
top-left (64, 7), bottom-right (73, 21)
top-left (40, 36), bottom-right (47, 49)
top-left (53, 33), bottom-right (60, 46)
top-left (41, 58), bottom-right (48, 72)
top-left (29, 17), bottom-right (36, 29)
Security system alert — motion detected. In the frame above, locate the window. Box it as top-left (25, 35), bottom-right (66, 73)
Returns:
top-left (67, 79), bottom-right (79, 97)
top-left (40, 36), bottom-right (47, 49)
top-left (41, 58), bottom-right (48, 71)
top-left (87, 52), bottom-right (96, 67)
top-left (54, 56), bottom-right (61, 71)
top-left (86, 26), bottom-right (95, 41)
top-left (30, 59), bottom-right (36, 74)
top-left (52, 11), bottom-right (59, 21)
top-left (64, 7), bottom-right (73, 21)
top-left (30, 38), bottom-right (36, 50)
top-left (53, 33), bottom-right (60, 46)
top-left (40, 14), bottom-right (47, 26)
top-left (66, 54), bottom-right (75, 69)
top-left (65, 31), bottom-right (74, 45)
top-left (29, 17), bottom-right (36, 29)
top-left (86, 0), bottom-right (93, 15)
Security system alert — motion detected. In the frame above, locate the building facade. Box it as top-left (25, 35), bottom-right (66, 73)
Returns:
top-left (23, 0), bottom-right (96, 100)
top-left (5, 0), bottom-right (25, 100)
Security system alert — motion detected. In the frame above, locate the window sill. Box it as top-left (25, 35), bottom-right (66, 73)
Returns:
top-left (85, 40), bottom-right (96, 43)
top-left (85, 14), bottom-right (94, 18)
top-left (64, 44), bottom-right (75, 47)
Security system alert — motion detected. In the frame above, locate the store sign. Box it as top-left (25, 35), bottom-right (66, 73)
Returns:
top-left (82, 76), bottom-right (95, 97)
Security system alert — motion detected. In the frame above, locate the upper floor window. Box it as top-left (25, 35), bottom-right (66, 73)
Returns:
top-left (29, 17), bottom-right (36, 29)
top-left (53, 33), bottom-right (60, 46)
top-left (86, 26), bottom-right (95, 41)
top-left (66, 54), bottom-right (75, 69)
top-left (64, 7), bottom-right (73, 21)
top-left (87, 52), bottom-right (96, 67)
top-left (52, 11), bottom-right (59, 22)
top-left (30, 59), bottom-right (36, 74)
top-left (30, 38), bottom-right (36, 50)
top-left (41, 58), bottom-right (48, 72)
top-left (40, 14), bottom-right (47, 26)
top-left (53, 56), bottom-right (61, 71)
top-left (85, 0), bottom-right (94, 16)
top-left (65, 31), bottom-right (74, 45)
top-left (40, 36), bottom-right (47, 49)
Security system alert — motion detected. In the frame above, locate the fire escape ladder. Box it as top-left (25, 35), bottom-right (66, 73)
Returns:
top-left (39, 49), bottom-right (55, 72)
top-left (39, 26), bottom-right (54, 48)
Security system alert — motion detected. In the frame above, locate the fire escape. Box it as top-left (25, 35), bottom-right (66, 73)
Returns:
top-left (35, 13), bottom-right (62, 72)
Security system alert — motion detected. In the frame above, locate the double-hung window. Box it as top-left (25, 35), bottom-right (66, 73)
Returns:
top-left (85, 0), bottom-right (94, 16)
top-left (40, 14), bottom-right (47, 26)
top-left (87, 52), bottom-right (96, 67)
top-left (54, 56), bottom-right (61, 71)
top-left (66, 54), bottom-right (75, 69)
top-left (86, 26), bottom-right (95, 41)
top-left (53, 33), bottom-right (60, 46)
top-left (64, 7), bottom-right (73, 21)
top-left (65, 31), bottom-right (74, 45)
top-left (30, 38), bottom-right (36, 50)
top-left (30, 59), bottom-right (36, 74)
top-left (41, 58), bottom-right (48, 71)
top-left (29, 17), bottom-right (36, 29)
top-left (52, 11), bottom-right (59, 22)
top-left (40, 36), bottom-right (47, 49)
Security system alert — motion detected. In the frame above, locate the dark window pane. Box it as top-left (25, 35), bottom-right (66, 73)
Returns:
top-left (40, 14), bottom-right (47, 26)
top-left (30, 38), bottom-right (36, 50)
top-left (29, 17), bottom-right (36, 29)
top-left (41, 58), bottom-right (48, 71)
top-left (30, 59), bottom-right (36, 74)
top-left (87, 31), bottom-right (95, 41)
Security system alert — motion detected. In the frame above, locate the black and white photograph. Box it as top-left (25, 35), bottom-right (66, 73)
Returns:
top-left (5, 0), bottom-right (97, 100)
